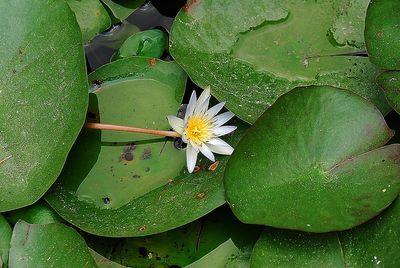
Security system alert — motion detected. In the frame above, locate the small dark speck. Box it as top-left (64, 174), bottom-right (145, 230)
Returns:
top-left (138, 247), bottom-right (147, 258)
top-left (87, 111), bottom-right (97, 120)
top-left (92, 79), bottom-right (103, 86)
top-left (123, 152), bottom-right (134, 161)
top-left (103, 197), bottom-right (111, 204)
top-left (145, 167), bottom-right (150, 172)
top-left (382, 159), bottom-right (385, 162)
top-left (132, 174), bottom-right (141, 179)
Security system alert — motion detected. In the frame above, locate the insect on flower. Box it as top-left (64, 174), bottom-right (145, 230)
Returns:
top-left (167, 87), bottom-right (237, 173)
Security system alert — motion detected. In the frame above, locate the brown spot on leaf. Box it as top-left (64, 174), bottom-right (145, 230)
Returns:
top-left (120, 143), bottom-right (136, 162)
top-left (196, 192), bottom-right (206, 199)
top-left (141, 148), bottom-right (152, 160)
top-left (95, 11), bottom-right (101, 17)
top-left (0, 155), bottom-right (12, 165)
top-left (208, 160), bottom-right (220, 171)
top-left (193, 165), bottom-right (201, 173)
top-left (182, 0), bottom-right (200, 12)
top-left (149, 58), bottom-right (157, 66)
top-left (138, 225), bottom-right (147, 232)
top-left (132, 174), bottom-right (141, 179)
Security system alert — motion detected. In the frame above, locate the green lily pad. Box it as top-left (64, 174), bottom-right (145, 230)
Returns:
top-left (45, 57), bottom-right (246, 237)
top-left (0, 215), bottom-right (12, 268)
top-left (67, 0), bottom-right (112, 43)
top-left (251, 230), bottom-right (344, 268)
top-left (225, 86), bottom-right (400, 232)
top-left (250, 197), bottom-right (400, 267)
top-left (365, 0), bottom-right (400, 70)
top-left (5, 199), bottom-right (63, 225)
top-left (340, 197), bottom-right (400, 267)
top-left (100, 0), bottom-right (144, 21)
top-left (46, 122), bottom-right (246, 237)
top-left (185, 239), bottom-right (240, 268)
top-left (377, 71), bottom-right (400, 113)
top-left (112, 29), bottom-right (168, 60)
top-left (84, 205), bottom-right (261, 267)
top-left (9, 221), bottom-right (96, 268)
top-left (170, 0), bottom-right (390, 123)
top-left (0, 0), bottom-right (88, 212)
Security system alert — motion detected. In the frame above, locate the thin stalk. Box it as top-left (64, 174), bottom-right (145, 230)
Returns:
top-left (84, 122), bottom-right (181, 138)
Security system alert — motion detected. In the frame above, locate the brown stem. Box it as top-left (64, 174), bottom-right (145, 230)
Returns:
top-left (84, 122), bottom-right (181, 138)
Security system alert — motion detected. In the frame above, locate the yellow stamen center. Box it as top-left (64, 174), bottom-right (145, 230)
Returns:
top-left (185, 115), bottom-right (213, 144)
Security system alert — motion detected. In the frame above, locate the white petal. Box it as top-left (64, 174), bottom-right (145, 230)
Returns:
top-left (207, 137), bottom-right (229, 146)
top-left (206, 102), bottom-right (225, 118)
top-left (194, 87), bottom-right (211, 114)
top-left (213, 111), bottom-right (235, 127)
top-left (186, 143), bottom-right (198, 173)
top-left (184, 91), bottom-right (197, 124)
top-left (199, 143), bottom-right (215, 162)
top-left (189, 140), bottom-right (200, 152)
top-left (213, 125), bottom-right (237, 136)
top-left (166, 115), bottom-right (184, 134)
top-left (182, 132), bottom-right (188, 143)
top-left (205, 140), bottom-right (234, 155)
top-left (195, 96), bottom-right (210, 115)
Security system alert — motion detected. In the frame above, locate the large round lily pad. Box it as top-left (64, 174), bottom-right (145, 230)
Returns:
top-left (365, 0), bottom-right (400, 70)
top-left (0, 0), bottom-right (88, 212)
top-left (9, 221), bottom-right (97, 268)
top-left (170, 0), bottom-right (390, 123)
top-left (45, 57), bottom-right (246, 237)
top-left (224, 86), bottom-right (400, 232)
top-left (250, 197), bottom-right (400, 267)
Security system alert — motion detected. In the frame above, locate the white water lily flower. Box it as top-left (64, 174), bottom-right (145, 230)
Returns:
top-left (167, 87), bottom-right (237, 173)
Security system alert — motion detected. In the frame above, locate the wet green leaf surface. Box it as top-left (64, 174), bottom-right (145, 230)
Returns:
top-left (251, 230), bottom-right (344, 268)
top-left (225, 86), bottom-right (400, 232)
top-left (113, 29), bottom-right (167, 60)
top-left (5, 200), bottom-right (62, 225)
top-left (378, 71), bottom-right (400, 114)
top-left (365, 0), bottom-right (400, 70)
top-left (0, 215), bottom-right (12, 268)
top-left (340, 197), bottom-right (400, 267)
top-left (0, 0), bottom-right (88, 212)
top-left (170, 0), bottom-right (389, 123)
top-left (100, 0), bottom-right (145, 21)
top-left (185, 239), bottom-right (240, 268)
top-left (67, 0), bottom-right (112, 43)
top-left (9, 221), bottom-right (97, 268)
